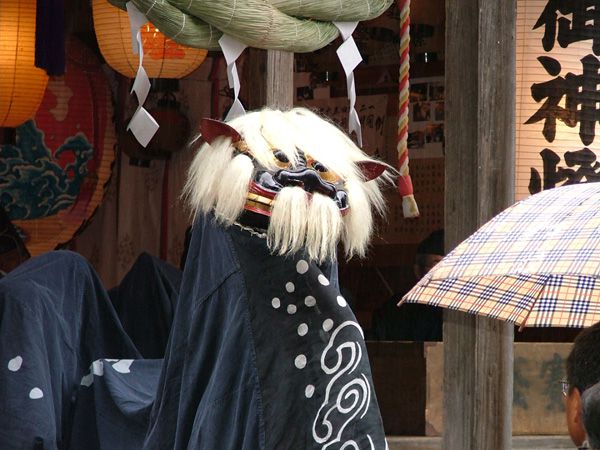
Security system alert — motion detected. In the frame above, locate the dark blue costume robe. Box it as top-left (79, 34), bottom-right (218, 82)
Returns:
top-left (143, 215), bottom-right (386, 449)
top-left (1, 214), bottom-right (386, 449)
top-left (0, 251), bottom-right (139, 450)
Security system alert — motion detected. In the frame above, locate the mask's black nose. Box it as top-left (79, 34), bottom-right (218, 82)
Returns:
top-left (274, 168), bottom-right (337, 198)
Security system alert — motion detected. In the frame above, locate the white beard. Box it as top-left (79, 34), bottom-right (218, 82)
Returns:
top-left (267, 187), bottom-right (342, 263)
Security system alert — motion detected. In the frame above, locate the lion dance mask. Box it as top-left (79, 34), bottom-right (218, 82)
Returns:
top-left (184, 107), bottom-right (389, 263)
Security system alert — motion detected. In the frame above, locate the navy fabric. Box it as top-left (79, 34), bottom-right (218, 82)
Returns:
top-left (0, 217), bottom-right (386, 449)
top-left (70, 359), bottom-right (162, 450)
top-left (144, 214), bottom-right (386, 449)
top-left (109, 252), bottom-right (182, 358)
top-left (143, 216), bottom-right (264, 450)
top-left (0, 251), bottom-right (139, 449)
top-left (230, 226), bottom-right (386, 449)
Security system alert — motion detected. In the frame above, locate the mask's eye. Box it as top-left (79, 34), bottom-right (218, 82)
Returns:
top-left (310, 160), bottom-right (341, 183)
top-left (312, 161), bottom-right (327, 173)
top-left (273, 149), bottom-right (290, 168)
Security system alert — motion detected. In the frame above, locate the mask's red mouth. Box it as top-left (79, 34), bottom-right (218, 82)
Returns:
top-left (244, 182), bottom-right (350, 217)
top-left (244, 183), bottom-right (276, 217)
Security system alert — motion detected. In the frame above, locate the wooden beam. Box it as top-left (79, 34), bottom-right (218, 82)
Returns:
top-left (444, 0), bottom-right (516, 448)
top-left (385, 435), bottom-right (574, 450)
top-left (246, 49), bottom-right (294, 110)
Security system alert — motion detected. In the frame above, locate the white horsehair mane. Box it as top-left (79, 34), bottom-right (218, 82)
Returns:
top-left (183, 107), bottom-right (392, 263)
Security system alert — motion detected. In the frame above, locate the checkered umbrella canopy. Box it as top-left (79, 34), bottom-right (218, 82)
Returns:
top-left (402, 183), bottom-right (600, 328)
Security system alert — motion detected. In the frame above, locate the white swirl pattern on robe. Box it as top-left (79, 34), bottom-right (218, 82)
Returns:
top-left (312, 320), bottom-right (375, 449)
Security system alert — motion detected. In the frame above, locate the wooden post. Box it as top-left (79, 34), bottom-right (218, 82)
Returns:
top-left (444, 0), bottom-right (516, 449)
top-left (246, 49), bottom-right (294, 110)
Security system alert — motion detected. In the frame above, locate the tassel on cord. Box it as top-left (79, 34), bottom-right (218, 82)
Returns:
top-left (397, 0), bottom-right (419, 218)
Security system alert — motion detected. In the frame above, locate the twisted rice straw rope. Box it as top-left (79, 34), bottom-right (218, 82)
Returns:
top-left (397, 0), bottom-right (419, 218)
top-left (109, 0), bottom-right (393, 53)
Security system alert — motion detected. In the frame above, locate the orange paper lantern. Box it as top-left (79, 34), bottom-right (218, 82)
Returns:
top-left (0, 1), bottom-right (49, 127)
top-left (7, 39), bottom-right (116, 256)
top-left (92, 0), bottom-right (208, 79)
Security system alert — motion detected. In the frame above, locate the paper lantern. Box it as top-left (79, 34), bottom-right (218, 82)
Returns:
top-left (0, 1), bottom-right (49, 127)
top-left (1, 39), bottom-right (116, 256)
top-left (92, 0), bottom-right (207, 79)
top-left (516, 1), bottom-right (600, 200)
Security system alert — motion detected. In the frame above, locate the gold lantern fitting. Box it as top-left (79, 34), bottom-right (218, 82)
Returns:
top-left (0, 1), bottom-right (49, 128)
top-left (92, 0), bottom-right (207, 79)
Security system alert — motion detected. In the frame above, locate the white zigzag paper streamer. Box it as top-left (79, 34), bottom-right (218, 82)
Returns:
top-left (125, 2), bottom-right (159, 148)
top-left (219, 34), bottom-right (248, 122)
top-left (334, 22), bottom-right (363, 147)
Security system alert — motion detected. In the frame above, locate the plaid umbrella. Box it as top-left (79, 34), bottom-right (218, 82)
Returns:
top-left (402, 183), bottom-right (600, 328)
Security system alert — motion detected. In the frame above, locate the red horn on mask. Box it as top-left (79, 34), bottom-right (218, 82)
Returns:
top-left (356, 160), bottom-right (387, 181)
top-left (200, 118), bottom-right (242, 144)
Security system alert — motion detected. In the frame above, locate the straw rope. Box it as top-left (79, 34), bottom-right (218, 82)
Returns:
top-left (109, 0), bottom-right (393, 52)
top-left (397, 0), bottom-right (418, 218)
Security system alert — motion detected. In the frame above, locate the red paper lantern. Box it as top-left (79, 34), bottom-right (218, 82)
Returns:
top-left (6, 39), bottom-right (116, 256)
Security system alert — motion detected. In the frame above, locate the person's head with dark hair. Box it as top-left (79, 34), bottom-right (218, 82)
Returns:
top-left (565, 322), bottom-right (600, 447)
top-left (369, 228), bottom-right (445, 342)
top-left (582, 381), bottom-right (600, 450)
top-left (414, 229), bottom-right (444, 279)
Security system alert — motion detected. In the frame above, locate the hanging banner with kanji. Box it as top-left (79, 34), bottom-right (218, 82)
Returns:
top-left (516, 1), bottom-right (600, 200)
